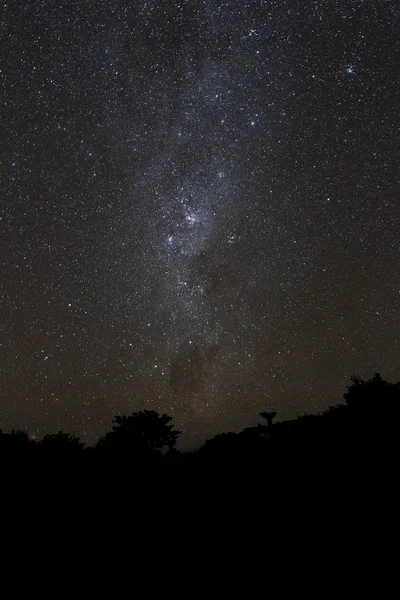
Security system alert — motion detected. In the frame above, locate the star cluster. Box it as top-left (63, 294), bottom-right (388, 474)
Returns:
top-left (0, 1), bottom-right (399, 447)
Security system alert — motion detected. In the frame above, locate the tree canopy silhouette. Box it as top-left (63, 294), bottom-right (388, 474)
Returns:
top-left (97, 410), bottom-right (180, 458)
top-left (0, 429), bottom-right (31, 452)
top-left (344, 373), bottom-right (400, 413)
top-left (343, 372), bottom-right (400, 442)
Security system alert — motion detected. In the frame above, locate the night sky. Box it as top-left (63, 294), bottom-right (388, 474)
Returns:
top-left (1, 1), bottom-right (399, 448)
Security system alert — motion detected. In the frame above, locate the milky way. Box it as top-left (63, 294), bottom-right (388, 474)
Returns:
top-left (0, 1), bottom-right (399, 447)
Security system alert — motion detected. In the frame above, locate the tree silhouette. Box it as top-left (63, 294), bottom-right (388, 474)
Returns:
top-left (97, 410), bottom-right (180, 458)
top-left (260, 411), bottom-right (277, 430)
top-left (343, 373), bottom-right (400, 445)
top-left (0, 429), bottom-right (32, 451)
top-left (344, 373), bottom-right (399, 417)
top-left (344, 373), bottom-right (400, 409)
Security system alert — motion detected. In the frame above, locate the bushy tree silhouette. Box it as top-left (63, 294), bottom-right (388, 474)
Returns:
top-left (97, 410), bottom-right (180, 458)
top-left (344, 373), bottom-right (400, 412)
top-left (0, 429), bottom-right (32, 452)
top-left (343, 372), bottom-right (400, 443)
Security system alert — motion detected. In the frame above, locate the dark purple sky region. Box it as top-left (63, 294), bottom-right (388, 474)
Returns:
top-left (1, 1), bottom-right (399, 448)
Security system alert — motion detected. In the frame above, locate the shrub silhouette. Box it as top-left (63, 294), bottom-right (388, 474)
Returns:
top-left (97, 410), bottom-right (180, 458)
top-left (0, 429), bottom-right (32, 454)
top-left (343, 372), bottom-right (400, 444)
top-left (344, 373), bottom-right (400, 414)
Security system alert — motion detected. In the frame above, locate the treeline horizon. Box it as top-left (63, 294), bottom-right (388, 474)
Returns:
top-left (1, 371), bottom-right (399, 464)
